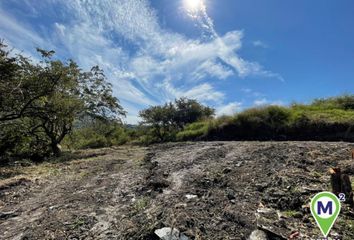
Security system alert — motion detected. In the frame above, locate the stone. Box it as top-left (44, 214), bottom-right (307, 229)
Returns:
top-left (154, 227), bottom-right (189, 240)
top-left (185, 194), bottom-right (198, 200)
top-left (256, 208), bottom-right (288, 239)
top-left (248, 229), bottom-right (268, 240)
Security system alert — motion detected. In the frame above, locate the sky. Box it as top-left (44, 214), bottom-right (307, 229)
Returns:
top-left (1, 0), bottom-right (354, 123)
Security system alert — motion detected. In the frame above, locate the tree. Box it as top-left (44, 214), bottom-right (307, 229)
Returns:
top-left (0, 43), bottom-right (56, 122)
top-left (173, 98), bottom-right (215, 128)
top-left (28, 53), bottom-right (125, 155)
top-left (0, 43), bottom-right (125, 158)
top-left (139, 98), bottom-right (214, 142)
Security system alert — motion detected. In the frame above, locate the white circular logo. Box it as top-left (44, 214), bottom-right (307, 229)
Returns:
top-left (316, 196), bottom-right (336, 219)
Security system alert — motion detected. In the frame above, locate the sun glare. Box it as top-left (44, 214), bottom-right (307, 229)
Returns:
top-left (184, 0), bottom-right (205, 13)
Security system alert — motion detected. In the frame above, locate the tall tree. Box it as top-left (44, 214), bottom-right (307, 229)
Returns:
top-left (0, 44), bottom-right (125, 158)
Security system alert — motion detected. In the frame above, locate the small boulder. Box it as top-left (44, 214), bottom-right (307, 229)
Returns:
top-left (248, 229), bottom-right (268, 240)
top-left (154, 227), bottom-right (189, 240)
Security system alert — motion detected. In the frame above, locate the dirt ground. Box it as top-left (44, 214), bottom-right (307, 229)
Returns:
top-left (1, 142), bottom-right (354, 240)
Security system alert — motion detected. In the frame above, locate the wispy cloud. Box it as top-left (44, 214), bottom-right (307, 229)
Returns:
top-left (253, 40), bottom-right (268, 48)
top-left (216, 102), bottom-right (242, 116)
top-left (0, 8), bottom-right (50, 57)
top-left (254, 98), bottom-right (286, 106)
top-left (241, 88), bottom-right (264, 97)
top-left (161, 81), bottom-right (224, 103)
top-left (0, 0), bottom-right (283, 123)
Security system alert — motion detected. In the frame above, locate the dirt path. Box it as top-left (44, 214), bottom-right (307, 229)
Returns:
top-left (0, 146), bottom-right (148, 240)
top-left (1, 142), bottom-right (354, 239)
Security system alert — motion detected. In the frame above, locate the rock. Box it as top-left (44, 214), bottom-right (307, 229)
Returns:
top-left (235, 161), bottom-right (243, 167)
top-left (248, 229), bottom-right (268, 240)
top-left (185, 194), bottom-right (198, 200)
top-left (256, 208), bottom-right (287, 239)
top-left (154, 227), bottom-right (189, 240)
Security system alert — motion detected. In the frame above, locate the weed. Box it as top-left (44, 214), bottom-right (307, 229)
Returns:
top-left (132, 197), bottom-right (150, 213)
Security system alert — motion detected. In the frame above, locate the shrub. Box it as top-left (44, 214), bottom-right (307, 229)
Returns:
top-left (80, 135), bottom-right (109, 149)
top-left (176, 121), bottom-right (210, 141)
top-left (139, 98), bottom-right (215, 142)
top-left (311, 95), bottom-right (354, 110)
top-left (62, 119), bottom-right (130, 150)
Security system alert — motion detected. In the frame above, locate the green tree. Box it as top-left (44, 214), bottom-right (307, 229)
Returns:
top-left (0, 43), bottom-right (125, 159)
top-left (173, 98), bottom-right (215, 128)
top-left (139, 98), bottom-right (214, 142)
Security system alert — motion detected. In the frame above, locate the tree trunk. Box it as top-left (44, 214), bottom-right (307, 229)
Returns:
top-left (51, 142), bottom-right (62, 157)
top-left (330, 168), bottom-right (342, 196)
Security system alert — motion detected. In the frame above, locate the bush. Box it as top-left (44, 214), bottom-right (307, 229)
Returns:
top-left (206, 106), bottom-right (290, 140)
top-left (137, 134), bottom-right (160, 146)
top-left (139, 98), bottom-right (215, 142)
top-left (176, 121), bottom-right (210, 141)
top-left (62, 119), bottom-right (130, 150)
top-left (175, 97), bottom-right (354, 142)
top-left (80, 135), bottom-right (109, 149)
top-left (311, 95), bottom-right (354, 110)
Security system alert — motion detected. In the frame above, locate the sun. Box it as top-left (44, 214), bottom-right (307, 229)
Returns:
top-left (184, 0), bottom-right (205, 13)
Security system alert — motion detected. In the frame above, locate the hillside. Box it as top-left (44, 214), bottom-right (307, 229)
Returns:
top-left (1, 142), bottom-right (354, 239)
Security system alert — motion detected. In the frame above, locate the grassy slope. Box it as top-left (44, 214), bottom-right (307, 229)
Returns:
top-left (177, 95), bottom-right (354, 141)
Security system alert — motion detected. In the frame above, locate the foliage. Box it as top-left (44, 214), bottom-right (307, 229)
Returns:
top-left (62, 119), bottom-right (130, 150)
top-left (176, 121), bottom-right (211, 141)
top-left (177, 96), bottom-right (354, 142)
top-left (139, 98), bottom-right (214, 143)
top-left (0, 42), bottom-right (125, 162)
top-left (2, 40), bottom-right (354, 163)
top-left (311, 95), bottom-right (354, 110)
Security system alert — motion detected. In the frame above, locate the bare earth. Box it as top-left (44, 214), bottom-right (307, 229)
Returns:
top-left (1, 142), bottom-right (354, 240)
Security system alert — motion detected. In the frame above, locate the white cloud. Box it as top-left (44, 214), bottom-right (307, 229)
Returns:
top-left (192, 60), bottom-right (234, 81)
top-left (161, 81), bottom-right (224, 103)
top-left (0, 9), bottom-right (50, 58)
top-left (0, 0), bottom-right (283, 123)
top-left (254, 98), bottom-right (286, 106)
top-left (184, 83), bottom-right (224, 102)
top-left (241, 88), bottom-right (264, 97)
top-left (216, 102), bottom-right (242, 116)
top-left (54, 23), bottom-right (66, 36)
top-left (254, 98), bottom-right (268, 106)
top-left (253, 40), bottom-right (268, 48)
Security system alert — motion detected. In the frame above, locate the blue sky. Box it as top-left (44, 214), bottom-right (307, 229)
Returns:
top-left (1, 0), bottom-right (353, 123)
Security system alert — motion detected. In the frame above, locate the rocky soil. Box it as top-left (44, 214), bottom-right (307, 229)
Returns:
top-left (1, 142), bottom-right (354, 239)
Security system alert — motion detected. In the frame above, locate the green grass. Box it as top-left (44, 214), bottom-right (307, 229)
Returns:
top-left (176, 121), bottom-right (210, 141)
top-left (175, 95), bottom-right (354, 141)
top-left (291, 107), bottom-right (354, 123)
